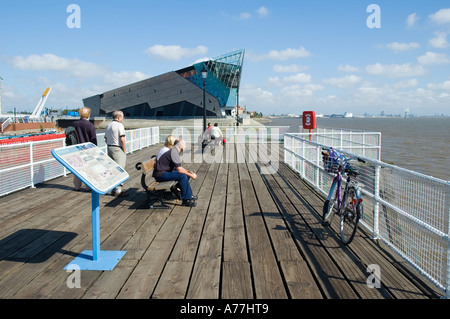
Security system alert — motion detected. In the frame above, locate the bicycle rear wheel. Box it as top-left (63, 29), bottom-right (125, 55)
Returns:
top-left (340, 187), bottom-right (362, 245)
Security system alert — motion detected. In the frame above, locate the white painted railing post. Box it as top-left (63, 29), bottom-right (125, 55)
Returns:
top-left (372, 165), bottom-right (381, 240)
top-left (445, 184), bottom-right (450, 299)
top-left (30, 143), bottom-right (35, 188)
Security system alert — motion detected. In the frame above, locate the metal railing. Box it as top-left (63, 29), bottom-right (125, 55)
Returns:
top-left (284, 132), bottom-right (450, 297)
top-left (159, 125), bottom-right (290, 144)
top-left (1, 117), bottom-right (12, 132)
top-left (0, 127), bottom-right (160, 197)
top-left (291, 128), bottom-right (382, 160)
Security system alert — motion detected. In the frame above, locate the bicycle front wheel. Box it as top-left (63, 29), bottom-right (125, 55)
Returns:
top-left (340, 187), bottom-right (362, 245)
top-left (322, 184), bottom-right (338, 225)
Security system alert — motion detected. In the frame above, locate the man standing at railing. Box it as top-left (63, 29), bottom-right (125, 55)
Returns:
top-left (105, 110), bottom-right (127, 196)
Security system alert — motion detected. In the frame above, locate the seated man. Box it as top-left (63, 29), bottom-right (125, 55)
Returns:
top-left (153, 139), bottom-right (198, 207)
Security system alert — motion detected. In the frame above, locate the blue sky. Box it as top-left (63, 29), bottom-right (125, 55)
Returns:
top-left (1, 0), bottom-right (450, 116)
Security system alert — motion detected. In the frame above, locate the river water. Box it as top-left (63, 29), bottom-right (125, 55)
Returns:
top-left (264, 117), bottom-right (450, 182)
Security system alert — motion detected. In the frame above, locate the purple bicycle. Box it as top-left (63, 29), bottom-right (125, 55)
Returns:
top-left (321, 147), bottom-right (365, 245)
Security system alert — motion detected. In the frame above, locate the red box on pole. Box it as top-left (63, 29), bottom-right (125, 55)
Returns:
top-left (302, 111), bottom-right (316, 130)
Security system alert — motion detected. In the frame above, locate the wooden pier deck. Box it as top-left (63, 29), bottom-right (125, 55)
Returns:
top-left (0, 142), bottom-right (444, 300)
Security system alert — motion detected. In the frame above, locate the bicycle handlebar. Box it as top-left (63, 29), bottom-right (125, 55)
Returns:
top-left (322, 147), bottom-right (366, 164)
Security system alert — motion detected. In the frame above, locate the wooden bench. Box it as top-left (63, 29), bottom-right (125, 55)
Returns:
top-left (135, 157), bottom-right (178, 209)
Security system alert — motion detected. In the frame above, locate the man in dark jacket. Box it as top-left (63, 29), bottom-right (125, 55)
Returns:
top-left (72, 107), bottom-right (97, 191)
top-left (73, 107), bottom-right (97, 145)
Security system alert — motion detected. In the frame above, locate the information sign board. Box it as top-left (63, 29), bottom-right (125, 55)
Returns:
top-left (51, 142), bottom-right (128, 270)
top-left (52, 142), bottom-right (129, 195)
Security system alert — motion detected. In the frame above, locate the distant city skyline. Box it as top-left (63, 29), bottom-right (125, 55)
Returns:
top-left (1, 1), bottom-right (450, 116)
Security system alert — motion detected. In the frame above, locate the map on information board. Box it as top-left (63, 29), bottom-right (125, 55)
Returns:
top-left (52, 142), bottom-right (129, 194)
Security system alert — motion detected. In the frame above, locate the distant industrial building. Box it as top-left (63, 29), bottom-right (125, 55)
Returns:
top-left (83, 50), bottom-right (245, 118)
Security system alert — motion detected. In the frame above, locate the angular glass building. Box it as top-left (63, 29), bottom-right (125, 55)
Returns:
top-left (83, 49), bottom-right (245, 118)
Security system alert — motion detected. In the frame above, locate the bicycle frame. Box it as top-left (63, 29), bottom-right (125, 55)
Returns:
top-left (328, 173), bottom-right (343, 211)
top-left (322, 148), bottom-right (365, 245)
top-left (326, 159), bottom-right (363, 216)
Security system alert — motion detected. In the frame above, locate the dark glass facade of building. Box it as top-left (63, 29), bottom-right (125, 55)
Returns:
top-left (83, 50), bottom-right (245, 118)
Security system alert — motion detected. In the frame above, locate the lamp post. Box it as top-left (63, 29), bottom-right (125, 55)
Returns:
top-left (201, 64), bottom-right (208, 134)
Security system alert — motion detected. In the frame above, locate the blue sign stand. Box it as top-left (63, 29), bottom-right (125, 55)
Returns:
top-left (52, 143), bottom-right (129, 271)
top-left (63, 191), bottom-right (127, 271)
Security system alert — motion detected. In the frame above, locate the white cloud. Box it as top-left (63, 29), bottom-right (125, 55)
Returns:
top-left (417, 51), bottom-right (450, 65)
top-left (267, 73), bottom-right (312, 86)
top-left (430, 8), bottom-right (450, 24)
top-left (250, 47), bottom-right (311, 61)
top-left (323, 75), bottom-right (362, 88)
top-left (273, 64), bottom-right (307, 73)
top-left (407, 13), bottom-right (419, 28)
top-left (366, 63), bottom-right (428, 77)
top-left (257, 6), bottom-right (270, 18)
top-left (427, 80), bottom-right (450, 91)
top-left (386, 42), bottom-right (420, 52)
top-left (267, 47), bottom-right (311, 60)
top-left (283, 73), bottom-right (312, 83)
top-left (239, 84), bottom-right (274, 107)
top-left (429, 32), bottom-right (449, 48)
top-left (11, 53), bottom-right (107, 78)
top-left (144, 45), bottom-right (208, 61)
top-left (238, 12), bottom-right (252, 20)
top-left (392, 79), bottom-right (418, 89)
top-left (102, 71), bottom-right (150, 88)
top-left (338, 65), bottom-right (360, 73)
top-left (193, 56), bottom-right (211, 64)
top-left (223, 6), bottom-right (269, 20)
top-left (280, 84), bottom-right (324, 98)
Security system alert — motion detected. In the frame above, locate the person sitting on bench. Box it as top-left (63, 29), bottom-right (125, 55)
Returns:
top-left (153, 139), bottom-right (198, 207)
top-left (157, 135), bottom-right (178, 160)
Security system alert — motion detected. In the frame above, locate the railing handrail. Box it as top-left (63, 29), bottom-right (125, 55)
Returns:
top-left (1, 117), bottom-right (12, 132)
top-left (0, 127), bottom-right (160, 197)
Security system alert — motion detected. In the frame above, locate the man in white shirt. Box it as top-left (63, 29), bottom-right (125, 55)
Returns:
top-left (105, 110), bottom-right (127, 196)
top-left (209, 123), bottom-right (223, 155)
top-left (210, 123), bottom-right (223, 141)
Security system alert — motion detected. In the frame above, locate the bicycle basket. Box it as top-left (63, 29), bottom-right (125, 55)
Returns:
top-left (322, 149), bottom-right (342, 174)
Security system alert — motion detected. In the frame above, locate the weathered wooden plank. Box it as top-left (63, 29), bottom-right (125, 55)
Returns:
top-left (238, 158), bottom-right (288, 299)
top-left (186, 257), bottom-right (221, 299)
top-left (184, 162), bottom-right (226, 299)
top-left (0, 142), bottom-right (441, 299)
top-left (152, 261), bottom-right (194, 299)
top-left (223, 192), bottom-right (247, 262)
top-left (248, 165), bottom-right (305, 262)
top-left (271, 173), bottom-right (390, 299)
top-left (120, 208), bottom-right (171, 261)
top-left (279, 260), bottom-right (323, 299)
top-left (83, 260), bottom-right (138, 299)
top-left (266, 177), bottom-right (359, 299)
top-left (221, 262), bottom-right (253, 299)
top-left (11, 234), bottom-right (90, 299)
top-left (278, 162), bottom-right (438, 299)
top-left (168, 162), bottom-right (218, 262)
top-left (117, 205), bottom-right (191, 298)
top-left (152, 162), bottom-right (219, 298)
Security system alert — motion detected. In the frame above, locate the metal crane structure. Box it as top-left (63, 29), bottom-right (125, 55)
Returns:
top-left (0, 86), bottom-right (52, 133)
top-left (30, 87), bottom-right (52, 118)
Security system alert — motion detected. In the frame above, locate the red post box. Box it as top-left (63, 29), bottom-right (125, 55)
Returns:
top-left (303, 111), bottom-right (316, 130)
